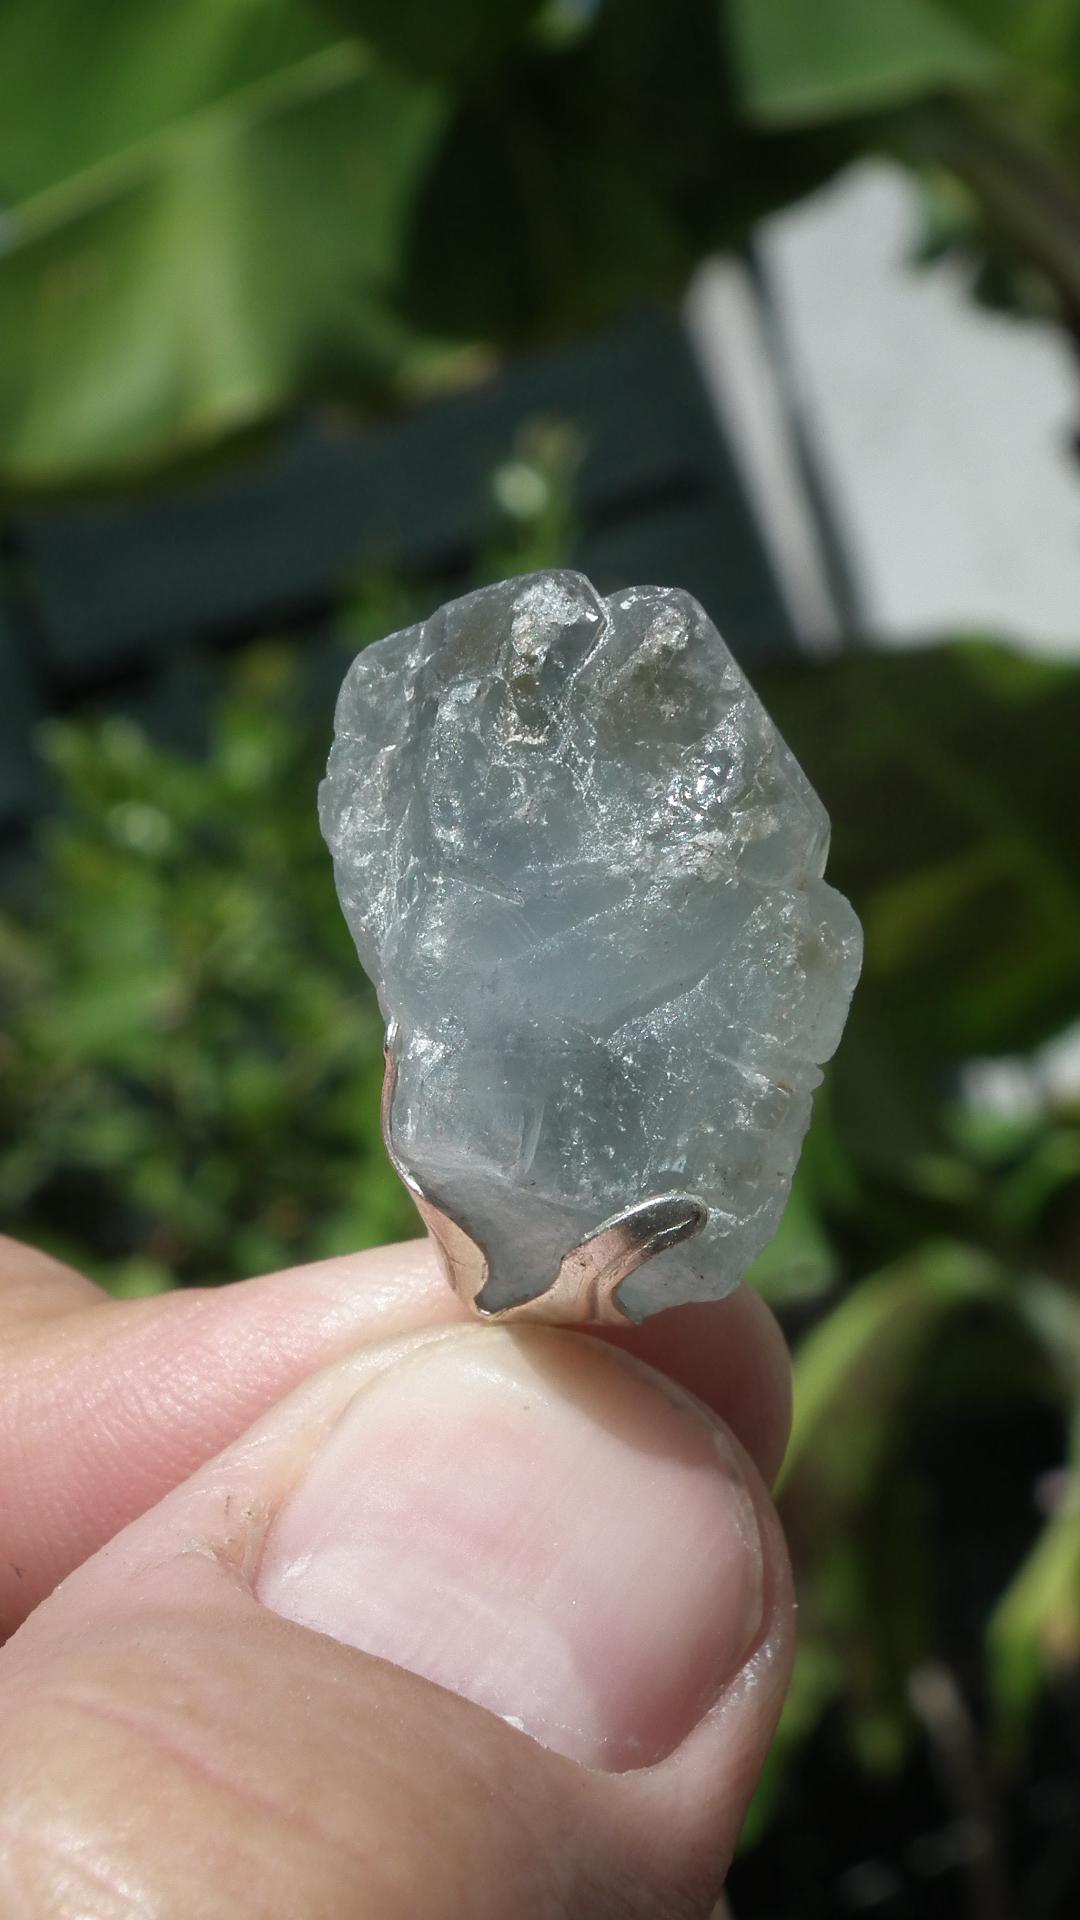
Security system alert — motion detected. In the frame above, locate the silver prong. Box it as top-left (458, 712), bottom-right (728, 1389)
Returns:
top-left (475, 1191), bottom-right (707, 1325)
top-left (382, 1033), bottom-right (707, 1326)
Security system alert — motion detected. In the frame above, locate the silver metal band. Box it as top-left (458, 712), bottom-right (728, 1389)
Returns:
top-left (382, 1028), bottom-right (707, 1326)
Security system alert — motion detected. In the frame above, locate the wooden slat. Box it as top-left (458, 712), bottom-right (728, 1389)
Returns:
top-left (0, 609), bottom-right (47, 831)
top-left (18, 311), bottom-right (797, 680)
top-left (581, 490), bottom-right (793, 666)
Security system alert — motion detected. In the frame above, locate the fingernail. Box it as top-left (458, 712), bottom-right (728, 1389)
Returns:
top-left (257, 1327), bottom-right (764, 1770)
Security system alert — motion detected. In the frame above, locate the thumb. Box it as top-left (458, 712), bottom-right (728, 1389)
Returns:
top-left (0, 1324), bottom-right (793, 1918)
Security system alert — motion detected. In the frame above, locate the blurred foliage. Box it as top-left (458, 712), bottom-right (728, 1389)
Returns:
top-left (739, 643), bottom-right (1080, 1906)
top-left (3, 0), bottom-right (1080, 488)
top-left (4, 0), bottom-right (1080, 1905)
top-left (4, 502), bottom-right (1080, 1908)
top-left (0, 421), bottom-right (582, 1295)
top-left (0, 664), bottom-right (406, 1296)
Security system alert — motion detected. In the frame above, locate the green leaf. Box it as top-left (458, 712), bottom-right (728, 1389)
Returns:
top-left (761, 643), bottom-right (1080, 1068)
top-left (781, 1243), bottom-right (1003, 1509)
top-left (402, 0), bottom-right (731, 347)
top-left (0, 0), bottom-right (331, 203)
top-left (988, 1402), bottom-right (1080, 1740)
top-left (313, 0), bottom-right (548, 77)
top-left (740, 1638), bottom-right (844, 1848)
top-left (745, 1157), bottom-right (839, 1306)
top-left (102, 1258), bottom-right (176, 1299)
top-left (939, 0), bottom-right (1080, 72)
top-left (727, 0), bottom-right (1002, 126)
top-left (1015, 1276), bottom-right (1080, 1399)
top-left (770, 1244), bottom-right (1010, 1786)
top-left (0, 33), bottom-right (451, 485)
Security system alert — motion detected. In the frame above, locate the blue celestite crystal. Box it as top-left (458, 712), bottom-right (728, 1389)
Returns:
top-left (320, 571), bottom-right (861, 1320)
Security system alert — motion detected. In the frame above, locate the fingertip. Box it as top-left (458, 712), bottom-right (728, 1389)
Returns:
top-left (595, 1284), bottom-right (792, 1486)
top-left (257, 1325), bottom-right (768, 1773)
top-left (4, 1312), bottom-right (796, 1920)
top-left (616, 1430), bottom-right (796, 1903)
top-left (0, 1235), bottom-right (103, 1322)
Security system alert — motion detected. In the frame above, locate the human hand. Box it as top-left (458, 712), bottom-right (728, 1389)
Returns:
top-left (0, 1233), bottom-right (794, 1917)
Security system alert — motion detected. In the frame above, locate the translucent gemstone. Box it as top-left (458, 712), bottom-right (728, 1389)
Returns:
top-left (320, 571), bottom-right (862, 1319)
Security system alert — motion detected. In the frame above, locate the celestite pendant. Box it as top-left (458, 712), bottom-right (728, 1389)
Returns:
top-left (320, 571), bottom-right (861, 1324)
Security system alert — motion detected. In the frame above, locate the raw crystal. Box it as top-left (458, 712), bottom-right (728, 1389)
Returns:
top-left (320, 571), bottom-right (861, 1319)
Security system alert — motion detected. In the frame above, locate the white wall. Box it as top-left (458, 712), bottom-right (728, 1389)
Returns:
top-left (687, 162), bottom-right (1080, 657)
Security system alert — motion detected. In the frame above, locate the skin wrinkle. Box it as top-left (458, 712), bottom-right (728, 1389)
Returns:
top-left (0, 1221), bottom-right (791, 1920)
top-left (14, 1443), bottom-right (638, 1812)
top-left (626, 1481), bottom-right (793, 1887)
top-left (0, 1658), bottom-right (633, 1920)
top-left (0, 1257), bottom-right (465, 1629)
top-left (253, 1327), bottom-right (767, 1777)
top-left (0, 1819), bottom-right (158, 1920)
top-left (0, 1251), bottom-right (791, 1664)
top-left (2, 1350), bottom-right (202, 1570)
top-left (0, 1239), bottom-right (101, 1318)
top-left (31, 1685), bottom-right (382, 1884)
top-left (0, 1259), bottom-right (796, 1918)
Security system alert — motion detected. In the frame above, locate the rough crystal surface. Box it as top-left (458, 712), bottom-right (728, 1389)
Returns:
top-left (320, 571), bottom-right (862, 1318)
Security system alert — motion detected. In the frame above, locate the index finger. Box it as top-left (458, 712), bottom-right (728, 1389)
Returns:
top-left (0, 1234), bottom-right (789, 1637)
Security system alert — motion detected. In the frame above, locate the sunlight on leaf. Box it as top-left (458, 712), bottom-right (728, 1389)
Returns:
top-left (745, 1160), bottom-right (839, 1306)
top-left (727, 0), bottom-right (1002, 126)
top-left (989, 1403), bottom-right (1080, 1742)
top-left (0, 40), bottom-right (450, 484)
top-left (782, 1242), bottom-right (1005, 1503)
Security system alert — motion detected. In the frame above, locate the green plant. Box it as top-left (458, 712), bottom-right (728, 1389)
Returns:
top-left (3, 0), bottom-right (1080, 490)
top-left (0, 653), bottom-right (408, 1295)
top-left (735, 640), bottom-right (1080, 1906)
top-left (0, 421), bottom-right (582, 1295)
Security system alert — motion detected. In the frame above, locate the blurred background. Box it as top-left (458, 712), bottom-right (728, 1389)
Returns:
top-left (2, 2), bottom-right (1080, 1913)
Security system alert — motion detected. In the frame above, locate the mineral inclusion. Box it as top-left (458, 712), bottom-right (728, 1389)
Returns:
top-left (320, 571), bottom-right (861, 1320)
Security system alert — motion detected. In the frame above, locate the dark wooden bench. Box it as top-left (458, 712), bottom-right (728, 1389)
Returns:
top-left (1, 310), bottom-right (797, 841)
